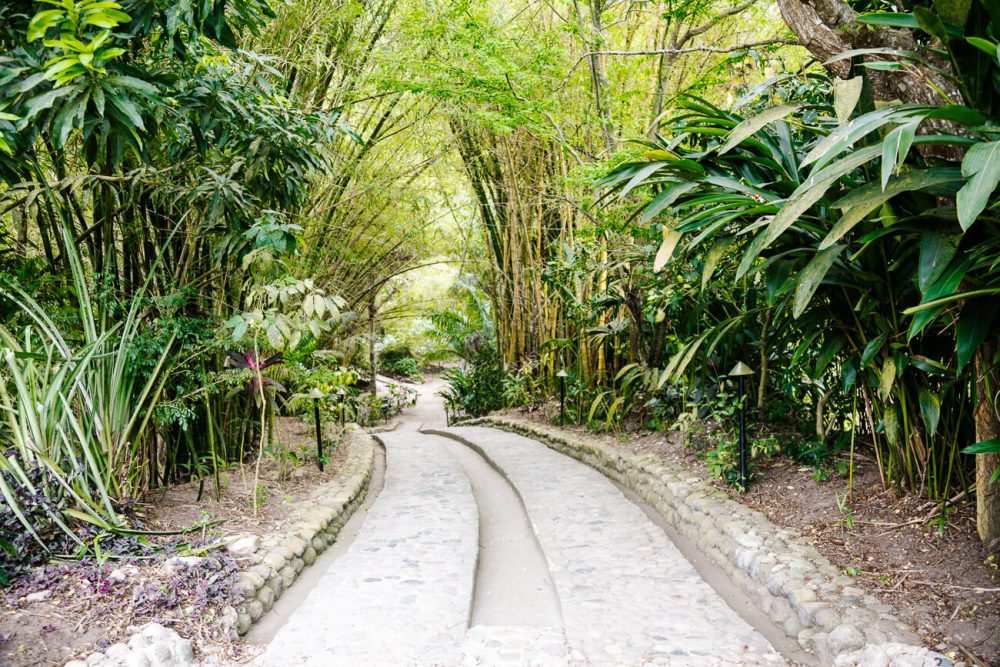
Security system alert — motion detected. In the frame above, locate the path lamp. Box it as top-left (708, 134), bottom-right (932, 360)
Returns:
top-left (309, 387), bottom-right (326, 471)
top-left (728, 362), bottom-right (754, 492)
top-left (556, 368), bottom-right (569, 426)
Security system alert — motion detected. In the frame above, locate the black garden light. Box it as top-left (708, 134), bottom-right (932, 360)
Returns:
top-left (728, 361), bottom-right (754, 492)
top-left (556, 368), bottom-right (569, 426)
top-left (309, 387), bottom-right (326, 471)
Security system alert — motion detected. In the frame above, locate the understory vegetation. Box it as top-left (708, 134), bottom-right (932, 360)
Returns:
top-left (0, 0), bottom-right (999, 620)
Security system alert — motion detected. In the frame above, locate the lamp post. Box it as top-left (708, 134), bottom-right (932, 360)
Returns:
top-left (309, 387), bottom-right (326, 471)
top-left (337, 388), bottom-right (346, 427)
top-left (556, 369), bottom-right (569, 426)
top-left (728, 362), bottom-right (754, 491)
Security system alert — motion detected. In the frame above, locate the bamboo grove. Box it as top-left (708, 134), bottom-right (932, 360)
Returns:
top-left (1, 0), bottom-right (999, 571)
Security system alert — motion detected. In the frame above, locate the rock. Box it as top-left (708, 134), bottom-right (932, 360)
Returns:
top-left (104, 643), bottom-right (131, 660)
top-left (174, 638), bottom-right (193, 663)
top-left (219, 606), bottom-right (238, 631)
top-left (226, 535), bottom-right (260, 557)
top-left (256, 585), bottom-right (275, 611)
top-left (828, 624), bottom-right (867, 656)
top-left (123, 653), bottom-right (149, 667)
top-left (25, 589), bottom-right (52, 603)
top-left (813, 606), bottom-right (842, 632)
top-left (302, 546), bottom-right (317, 566)
top-left (107, 565), bottom-right (138, 583)
top-left (262, 551), bottom-right (286, 570)
top-left (247, 599), bottom-right (264, 621)
top-left (236, 611), bottom-right (252, 636)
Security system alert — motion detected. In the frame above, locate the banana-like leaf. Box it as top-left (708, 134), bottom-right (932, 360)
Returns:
top-left (955, 303), bottom-right (996, 370)
top-left (820, 168), bottom-right (963, 249)
top-left (833, 77), bottom-right (863, 125)
top-left (701, 238), bottom-right (732, 291)
top-left (957, 140), bottom-right (1000, 230)
top-left (718, 104), bottom-right (804, 154)
top-left (653, 228), bottom-right (682, 272)
top-left (918, 229), bottom-right (960, 293)
top-left (918, 388), bottom-right (941, 437)
top-left (881, 119), bottom-right (919, 189)
top-left (793, 245), bottom-right (842, 318)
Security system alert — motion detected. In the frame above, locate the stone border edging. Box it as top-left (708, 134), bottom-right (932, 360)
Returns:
top-left (468, 417), bottom-right (960, 667)
top-left (227, 424), bottom-right (376, 636)
top-left (64, 424), bottom-right (378, 667)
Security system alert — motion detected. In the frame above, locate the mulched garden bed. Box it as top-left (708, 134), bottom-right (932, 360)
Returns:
top-left (0, 415), bottom-right (349, 667)
top-left (496, 404), bottom-right (1000, 666)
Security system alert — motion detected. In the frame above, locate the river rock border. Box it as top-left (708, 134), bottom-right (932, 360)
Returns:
top-left (64, 424), bottom-right (378, 667)
top-left (469, 416), bottom-right (960, 667)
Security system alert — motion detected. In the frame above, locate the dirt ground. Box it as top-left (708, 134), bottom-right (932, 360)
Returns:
top-left (0, 415), bottom-right (350, 667)
top-left (497, 404), bottom-right (1000, 666)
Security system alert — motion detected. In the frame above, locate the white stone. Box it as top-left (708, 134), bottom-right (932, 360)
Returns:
top-left (25, 589), bottom-right (51, 603)
top-left (226, 535), bottom-right (260, 557)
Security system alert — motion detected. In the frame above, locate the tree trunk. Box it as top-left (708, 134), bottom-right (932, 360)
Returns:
top-left (974, 343), bottom-right (1000, 542)
top-left (776, 0), bottom-right (960, 105)
top-left (369, 294), bottom-right (378, 398)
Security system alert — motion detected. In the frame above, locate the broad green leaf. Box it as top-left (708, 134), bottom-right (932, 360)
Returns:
top-left (918, 388), bottom-right (941, 437)
top-left (701, 238), bottom-right (731, 290)
top-left (653, 228), bottom-right (682, 272)
top-left (842, 360), bottom-right (858, 392)
top-left (833, 77), bottom-right (863, 125)
top-left (18, 86), bottom-right (72, 125)
top-left (913, 6), bottom-right (950, 43)
top-left (619, 162), bottom-right (667, 198)
top-left (933, 0), bottom-right (972, 26)
top-left (966, 37), bottom-right (999, 61)
top-left (232, 321), bottom-right (248, 342)
top-left (907, 256), bottom-right (974, 339)
top-left (756, 145), bottom-right (882, 260)
top-left (793, 245), bottom-right (842, 319)
top-left (861, 333), bottom-right (888, 367)
top-left (879, 357), bottom-right (897, 398)
top-left (918, 229), bottom-right (960, 293)
top-left (881, 119), bottom-right (919, 189)
top-left (813, 335), bottom-right (844, 379)
top-left (884, 405), bottom-right (899, 446)
top-left (266, 324), bottom-right (283, 349)
top-left (955, 303), bottom-right (996, 370)
top-left (856, 13), bottom-right (921, 29)
top-left (957, 140), bottom-right (1000, 230)
top-left (27, 9), bottom-right (65, 42)
top-left (640, 182), bottom-right (698, 223)
top-left (108, 93), bottom-right (145, 131)
top-left (801, 108), bottom-right (899, 171)
top-left (820, 168), bottom-right (963, 249)
top-left (718, 104), bottom-right (803, 154)
top-left (962, 438), bottom-right (1000, 454)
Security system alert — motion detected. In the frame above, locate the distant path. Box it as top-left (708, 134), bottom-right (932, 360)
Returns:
top-left (252, 379), bottom-right (786, 666)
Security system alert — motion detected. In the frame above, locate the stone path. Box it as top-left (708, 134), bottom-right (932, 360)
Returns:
top-left (254, 383), bottom-right (787, 666)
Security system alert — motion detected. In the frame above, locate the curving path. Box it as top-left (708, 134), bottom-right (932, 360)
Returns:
top-left (252, 381), bottom-right (787, 666)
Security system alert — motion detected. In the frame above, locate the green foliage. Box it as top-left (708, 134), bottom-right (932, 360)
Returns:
top-left (379, 344), bottom-right (423, 380)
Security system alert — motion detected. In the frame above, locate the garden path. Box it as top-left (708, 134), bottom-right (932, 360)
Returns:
top-left (250, 380), bottom-right (787, 666)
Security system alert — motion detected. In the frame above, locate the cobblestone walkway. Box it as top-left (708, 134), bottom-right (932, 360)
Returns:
top-left (256, 386), bottom-right (787, 666)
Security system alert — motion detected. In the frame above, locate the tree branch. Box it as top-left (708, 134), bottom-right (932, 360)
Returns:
top-left (564, 37), bottom-right (797, 82)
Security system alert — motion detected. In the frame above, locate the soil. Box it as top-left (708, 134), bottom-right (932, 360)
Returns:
top-left (497, 404), bottom-right (1000, 666)
top-left (0, 415), bottom-right (351, 667)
